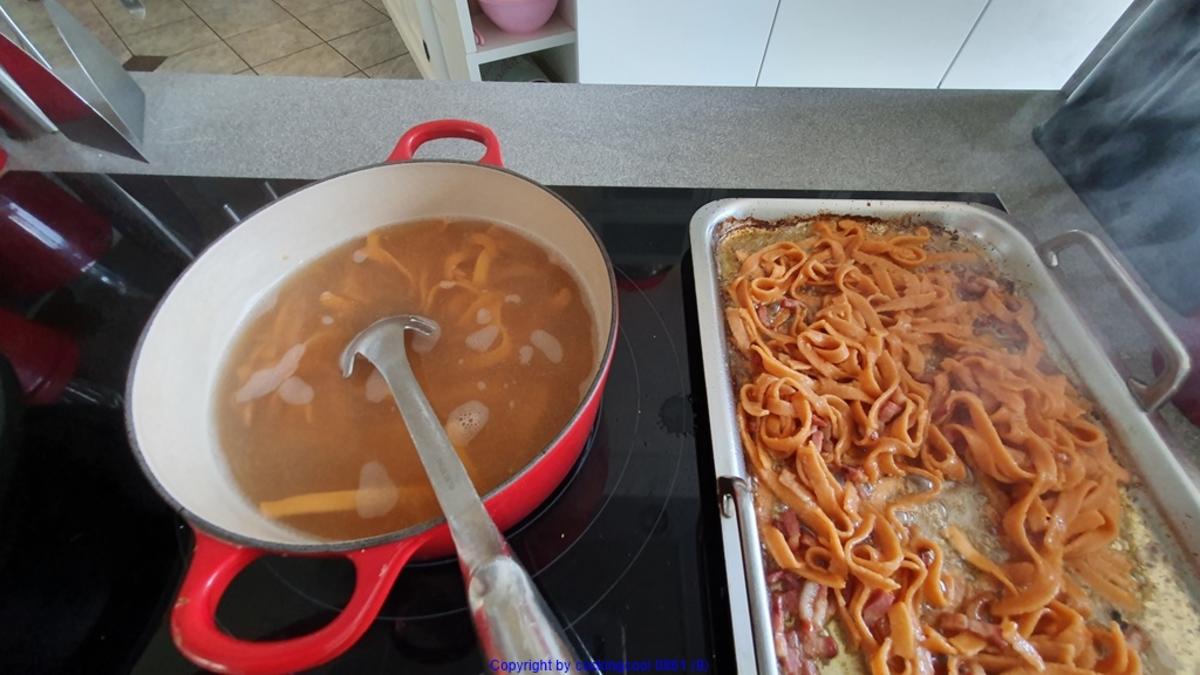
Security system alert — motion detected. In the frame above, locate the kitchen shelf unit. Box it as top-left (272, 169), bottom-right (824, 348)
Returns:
top-left (381, 0), bottom-right (577, 82)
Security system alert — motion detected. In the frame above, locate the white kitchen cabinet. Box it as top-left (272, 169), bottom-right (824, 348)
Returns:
top-left (756, 0), bottom-right (988, 88)
top-left (576, 0), bottom-right (778, 86)
top-left (940, 0), bottom-right (1135, 90)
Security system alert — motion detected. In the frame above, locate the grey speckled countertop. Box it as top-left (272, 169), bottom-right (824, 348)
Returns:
top-left (12, 73), bottom-right (1071, 209)
top-left (8, 72), bottom-right (1200, 455)
top-left (8, 73), bottom-right (1085, 235)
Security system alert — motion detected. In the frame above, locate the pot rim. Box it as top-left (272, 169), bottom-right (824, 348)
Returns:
top-left (124, 158), bottom-right (619, 554)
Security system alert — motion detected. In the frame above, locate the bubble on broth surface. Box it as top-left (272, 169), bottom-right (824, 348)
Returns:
top-left (518, 345), bottom-right (534, 365)
top-left (477, 381), bottom-right (486, 391)
top-left (465, 324), bottom-right (499, 352)
top-left (505, 294), bottom-right (521, 304)
top-left (278, 376), bottom-right (314, 405)
top-left (530, 329), bottom-right (563, 364)
top-left (235, 343), bottom-right (306, 403)
top-left (476, 308), bottom-right (492, 324)
top-left (411, 319), bottom-right (441, 354)
top-left (356, 461), bottom-right (399, 518)
top-left (352, 249), bottom-right (367, 263)
top-left (365, 370), bottom-right (389, 403)
top-left (321, 314), bottom-right (334, 325)
top-left (445, 400), bottom-right (489, 447)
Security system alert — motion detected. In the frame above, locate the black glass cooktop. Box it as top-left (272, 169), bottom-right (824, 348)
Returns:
top-left (0, 178), bottom-right (1002, 674)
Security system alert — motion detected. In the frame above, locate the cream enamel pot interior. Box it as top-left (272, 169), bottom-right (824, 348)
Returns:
top-left (126, 120), bottom-right (617, 674)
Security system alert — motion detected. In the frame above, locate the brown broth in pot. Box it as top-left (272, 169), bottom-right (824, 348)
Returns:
top-left (213, 219), bottom-right (596, 540)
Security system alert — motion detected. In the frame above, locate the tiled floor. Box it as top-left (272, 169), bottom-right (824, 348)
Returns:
top-left (7, 0), bottom-right (420, 78)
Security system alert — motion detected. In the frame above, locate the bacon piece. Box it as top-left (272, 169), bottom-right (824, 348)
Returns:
top-left (799, 528), bottom-right (819, 549)
top-left (960, 275), bottom-right (999, 298)
top-left (778, 509), bottom-right (803, 551)
top-left (774, 584), bottom-right (836, 673)
top-left (779, 570), bottom-right (802, 590)
top-left (799, 622), bottom-right (838, 660)
top-left (862, 590), bottom-right (896, 627)
top-left (769, 569), bottom-right (801, 590)
top-left (938, 613), bottom-right (1005, 648)
top-left (775, 589), bottom-right (799, 621)
top-left (772, 590), bottom-right (792, 661)
top-left (812, 585), bottom-right (831, 627)
top-left (758, 304), bottom-right (775, 327)
top-left (783, 630), bottom-right (805, 675)
top-left (797, 581), bottom-right (820, 622)
top-left (844, 465), bottom-right (868, 484)
top-left (809, 429), bottom-right (825, 452)
top-left (879, 400), bottom-right (903, 424)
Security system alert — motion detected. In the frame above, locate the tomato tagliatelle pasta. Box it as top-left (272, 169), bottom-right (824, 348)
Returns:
top-left (722, 217), bottom-right (1144, 675)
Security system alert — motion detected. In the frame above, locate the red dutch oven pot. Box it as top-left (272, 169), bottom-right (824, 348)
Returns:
top-left (125, 120), bottom-right (618, 674)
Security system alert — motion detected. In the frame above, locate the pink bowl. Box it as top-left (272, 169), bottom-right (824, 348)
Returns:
top-left (478, 0), bottom-right (558, 34)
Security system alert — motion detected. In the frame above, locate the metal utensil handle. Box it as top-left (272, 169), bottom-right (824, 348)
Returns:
top-left (374, 356), bottom-right (579, 663)
top-left (1038, 229), bottom-right (1191, 411)
top-left (468, 556), bottom-right (579, 664)
top-left (343, 317), bottom-right (578, 666)
top-left (345, 317), bottom-right (506, 563)
top-left (718, 476), bottom-right (778, 675)
top-left (374, 360), bottom-right (579, 664)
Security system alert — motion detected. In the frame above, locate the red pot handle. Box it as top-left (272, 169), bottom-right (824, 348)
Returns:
top-left (387, 119), bottom-right (504, 166)
top-left (171, 529), bottom-right (427, 674)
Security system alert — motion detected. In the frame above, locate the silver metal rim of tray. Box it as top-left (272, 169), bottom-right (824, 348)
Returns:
top-left (687, 197), bottom-right (1199, 674)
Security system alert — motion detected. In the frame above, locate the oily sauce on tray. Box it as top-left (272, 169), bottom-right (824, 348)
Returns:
top-left (214, 219), bottom-right (596, 540)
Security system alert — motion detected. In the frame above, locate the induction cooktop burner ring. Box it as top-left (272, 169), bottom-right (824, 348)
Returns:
top-left (562, 271), bottom-right (688, 630)
top-left (401, 398), bottom-right (608, 570)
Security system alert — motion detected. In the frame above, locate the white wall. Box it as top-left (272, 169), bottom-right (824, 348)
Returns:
top-left (577, 0), bottom-right (778, 86)
top-left (941, 0), bottom-right (1136, 90)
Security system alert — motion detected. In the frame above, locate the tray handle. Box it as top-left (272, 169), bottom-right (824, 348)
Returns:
top-left (717, 476), bottom-right (777, 675)
top-left (1038, 229), bottom-right (1191, 412)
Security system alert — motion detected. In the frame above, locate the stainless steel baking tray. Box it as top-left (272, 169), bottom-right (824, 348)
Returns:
top-left (688, 198), bottom-right (1199, 674)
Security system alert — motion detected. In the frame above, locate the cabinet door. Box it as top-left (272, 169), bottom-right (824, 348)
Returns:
top-left (757, 0), bottom-right (987, 88)
top-left (940, 0), bottom-right (1134, 90)
top-left (577, 0), bottom-right (779, 86)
